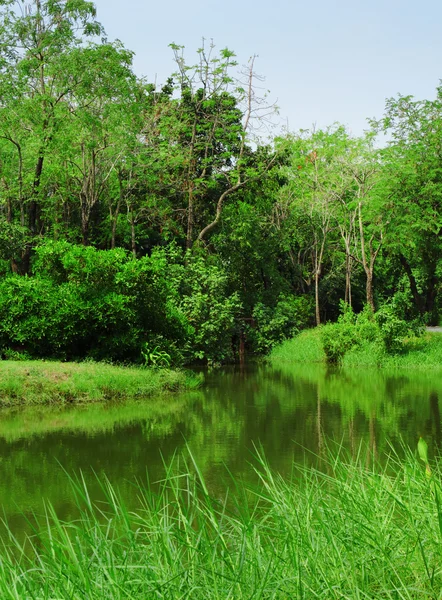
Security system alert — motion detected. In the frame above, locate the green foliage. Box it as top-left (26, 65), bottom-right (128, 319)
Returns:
top-left (319, 302), bottom-right (424, 364)
top-left (269, 327), bottom-right (325, 363)
top-left (179, 254), bottom-right (242, 363)
top-left (0, 222), bottom-right (29, 264)
top-left (320, 322), bottom-right (359, 364)
top-left (0, 241), bottom-right (192, 361)
top-left (320, 302), bottom-right (364, 364)
top-left (0, 276), bottom-right (89, 358)
top-left (375, 305), bottom-right (412, 353)
top-left (141, 342), bottom-right (171, 368)
top-left (2, 348), bottom-right (32, 361)
top-left (354, 303), bottom-right (380, 342)
top-left (250, 294), bottom-right (312, 353)
top-left (0, 1), bottom-right (442, 366)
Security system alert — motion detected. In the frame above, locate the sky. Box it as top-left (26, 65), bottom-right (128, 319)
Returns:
top-left (92, 0), bottom-right (442, 138)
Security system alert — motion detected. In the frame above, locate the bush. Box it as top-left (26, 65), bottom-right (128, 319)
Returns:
top-left (250, 294), bottom-right (313, 354)
top-left (375, 304), bottom-right (423, 354)
top-left (179, 254), bottom-right (243, 363)
top-left (320, 322), bottom-right (360, 364)
top-left (0, 276), bottom-right (90, 358)
top-left (0, 241), bottom-right (193, 362)
top-left (320, 302), bottom-right (423, 364)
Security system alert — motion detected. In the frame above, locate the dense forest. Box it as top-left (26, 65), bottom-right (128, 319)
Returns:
top-left (1, 0), bottom-right (441, 364)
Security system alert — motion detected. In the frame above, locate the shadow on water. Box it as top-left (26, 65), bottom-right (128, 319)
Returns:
top-left (0, 362), bottom-right (441, 539)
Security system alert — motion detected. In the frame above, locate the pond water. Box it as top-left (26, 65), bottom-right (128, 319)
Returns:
top-left (0, 362), bottom-right (440, 537)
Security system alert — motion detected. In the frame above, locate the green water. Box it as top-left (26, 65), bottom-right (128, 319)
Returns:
top-left (0, 363), bottom-right (440, 536)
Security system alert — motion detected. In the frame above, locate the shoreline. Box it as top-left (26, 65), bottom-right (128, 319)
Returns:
top-left (0, 360), bottom-right (200, 407)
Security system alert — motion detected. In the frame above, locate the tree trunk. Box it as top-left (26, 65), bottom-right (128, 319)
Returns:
top-left (315, 269), bottom-right (321, 326)
top-left (239, 332), bottom-right (245, 368)
top-left (21, 151), bottom-right (45, 274)
top-left (398, 253), bottom-right (424, 315)
top-left (130, 206), bottom-right (136, 257)
top-left (425, 273), bottom-right (438, 324)
top-left (81, 218), bottom-right (89, 246)
top-left (110, 172), bottom-right (124, 249)
top-left (186, 187), bottom-right (194, 249)
top-left (366, 270), bottom-right (375, 312)
top-left (344, 253), bottom-right (352, 306)
top-left (30, 154), bottom-right (44, 234)
top-left (80, 194), bottom-right (92, 246)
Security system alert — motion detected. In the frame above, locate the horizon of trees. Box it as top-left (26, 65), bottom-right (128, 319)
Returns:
top-left (1, 0), bottom-right (442, 364)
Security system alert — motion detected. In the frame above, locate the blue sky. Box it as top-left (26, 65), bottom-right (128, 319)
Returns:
top-left (93, 0), bottom-right (442, 137)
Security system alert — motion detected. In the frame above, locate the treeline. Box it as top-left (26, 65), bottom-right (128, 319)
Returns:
top-left (0, 0), bottom-right (441, 364)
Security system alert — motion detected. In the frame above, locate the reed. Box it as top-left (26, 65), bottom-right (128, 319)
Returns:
top-left (0, 447), bottom-right (441, 598)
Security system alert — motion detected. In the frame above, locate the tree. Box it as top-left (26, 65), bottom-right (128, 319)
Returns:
top-left (341, 137), bottom-right (382, 312)
top-left (165, 42), bottom-right (277, 248)
top-left (280, 126), bottom-right (354, 324)
top-left (373, 88), bottom-right (442, 322)
top-left (0, 0), bottom-right (143, 261)
top-left (0, 0), bottom-right (107, 268)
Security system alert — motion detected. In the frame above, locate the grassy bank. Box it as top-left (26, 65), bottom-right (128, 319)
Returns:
top-left (270, 327), bottom-right (325, 363)
top-left (270, 328), bottom-right (442, 370)
top-left (0, 361), bottom-right (200, 406)
top-left (0, 450), bottom-right (440, 598)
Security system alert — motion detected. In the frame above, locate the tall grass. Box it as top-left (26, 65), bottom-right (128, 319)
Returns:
top-left (0, 361), bottom-right (201, 406)
top-left (1, 448), bottom-right (441, 598)
top-left (270, 328), bottom-right (325, 363)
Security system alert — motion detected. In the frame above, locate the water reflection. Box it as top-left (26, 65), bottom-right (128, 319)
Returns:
top-left (0, 363), bottom-right (441, 536)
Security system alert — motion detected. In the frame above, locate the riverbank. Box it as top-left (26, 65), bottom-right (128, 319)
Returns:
top-left (0, 360), bottom-right (200, 406)
top-left (0, 450), bottom-right (439, 599)
top-left (270, 327), bottom-right (442, 369)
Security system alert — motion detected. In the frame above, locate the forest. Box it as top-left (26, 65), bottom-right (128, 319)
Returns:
top-left (1, 0), bottom-right (442, 365)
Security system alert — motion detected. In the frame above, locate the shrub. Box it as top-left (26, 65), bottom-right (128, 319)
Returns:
top-left (320, 301), bottom-right (424, 364)
top-left (179, 254), bottom-right (243, 363)
top-left (250, 294), bottom-right (313, 354)
top-left (375, 304), bottom-right (423, 354)
top-left (320, 321), bottom-right (360, 364)
top-left (0, 241), bottom-right (193, 362)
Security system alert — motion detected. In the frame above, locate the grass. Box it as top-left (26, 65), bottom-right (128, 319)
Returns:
top-left (0, 447), bottom-right (441, 598)
top-left (270, 328), bottom-right (442, 370)
top-left (270, 328), bottom-right (325, 363)
top-left (0, 360), bottom-right (201, 406)
top-left (343, 332), bottom-right (442, 369)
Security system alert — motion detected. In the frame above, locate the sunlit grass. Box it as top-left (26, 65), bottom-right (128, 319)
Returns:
top-left (0, 447), bottom-right (441, 598)
top-left (271, 328), bottom-right (442, 371)
top-left (343, 332), bottom-right (442, 369)
top-left (0, 361), bottom-right (201, 406)
top-left (269, 327), bottom-right (325, 363)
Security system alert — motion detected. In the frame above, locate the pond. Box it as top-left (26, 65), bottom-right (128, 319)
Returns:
top-left (0, 362), bottom-right (440, 538)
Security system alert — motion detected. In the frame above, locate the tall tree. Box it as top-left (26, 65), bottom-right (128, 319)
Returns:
top-left (373, 88), bottom-right (442, 322)
top-left (280, 126), bottom-right (353, 324)
top-left (167, 43), bottom-right (277, 248)
top-left (0, 0), bottom-right (106, 268)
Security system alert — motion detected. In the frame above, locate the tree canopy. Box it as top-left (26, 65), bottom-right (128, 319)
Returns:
top-left (0, 0), bottom-right (441, 363)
